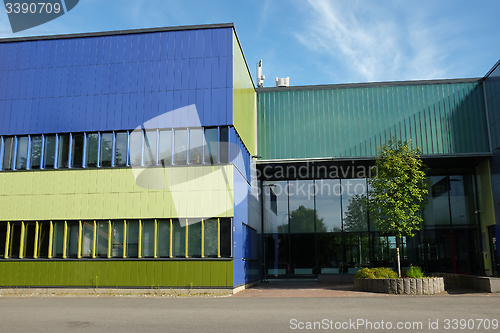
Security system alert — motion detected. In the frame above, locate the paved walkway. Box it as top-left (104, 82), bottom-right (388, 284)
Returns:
top-left (232, 280), bottom-right (500, 298)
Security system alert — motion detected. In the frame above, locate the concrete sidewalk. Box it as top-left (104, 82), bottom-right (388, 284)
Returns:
top-left (232, 280), bottom-right (500, 298)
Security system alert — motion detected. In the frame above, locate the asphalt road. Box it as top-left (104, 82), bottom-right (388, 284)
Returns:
top-left (0, 296), bottom-right (499, 333)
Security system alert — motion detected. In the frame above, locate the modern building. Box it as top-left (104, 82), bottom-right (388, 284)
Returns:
top-left (0, 23), bottom-right (499, 291)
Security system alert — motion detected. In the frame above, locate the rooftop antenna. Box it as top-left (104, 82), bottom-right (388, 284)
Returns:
top-left (257, 60), bottom-right (265, 87)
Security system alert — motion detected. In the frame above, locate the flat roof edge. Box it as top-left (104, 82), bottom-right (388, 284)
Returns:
top-left (256, 153), bottom-right (491, 164)
top-left (256, 77), bottom-right (482, 92)
top-left (0, 23), bottom-right (235, 43)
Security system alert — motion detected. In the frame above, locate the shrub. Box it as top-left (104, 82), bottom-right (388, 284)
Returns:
top-left (355, 267), bottom-right (398, 279)
top-left (404, 265), bottom-right (424, 278)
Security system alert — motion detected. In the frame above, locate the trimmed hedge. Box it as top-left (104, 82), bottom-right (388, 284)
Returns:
top-left (355, 267), bottom-right (398, 279)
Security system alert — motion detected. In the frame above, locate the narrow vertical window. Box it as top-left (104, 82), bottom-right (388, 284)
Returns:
top-left (141, 220), bottom-right (155, 257)
top-left (157, 219), bottom-right (170, 257)
top-left (220, 127), bottom-right (229, 163)
top-left (174, 129), bottom-right (187, 165)
top-left (86, 133), bottom-right (99, 167)
top-left (220, 218), bottom-right (232, 257)
top-left (44, 135), bottom-right (56, 169)
top-left (52, 221), bottom-right (65, 258)
top-left (115, 132), bottom-right (127, 167)
top-left (172, 219), bottom-right (186, 257)
top-left (126, 220), bottom-right (139, 258)
top-left (2, 137), bottom-right (14, 170)
top-left (66, 221), bottom-right (79, 258)
top-left (15, 136), bottom-right (29, 170)
top-left (187, 219), bottom-right (202, 257)
top-left (96, 221), bottom-right (109, 257)
top-left (71, 133), bottom-right (84, 168)
top-left (30, 135), bottom-right (43, 169)
top-left (8, 223), bottom-right (21, 258)
top-left (143, 130), bottom-right (157, 166)
top-left (189, 129), bottom-right (203, 164)
top-left (100, 133), bottom-right (113, 167)
top-left (158, 130), bottom-right (172, 166)
top-left (81, 221), bottom-right (94, 257)
top-left (204, 128), bottom-right (218, 164)
top-left (57, 134), bottom-right (70, 168)
top-left (111, 221), bottom-right (124, 257)
top-left (0, 223), bottom-right (7, 258)
top-left (204, 219), bottom-right (218, 257)
top-left (23, 222), bottom-right (36, 258)
top-left (129, 131), bottom-right (143, 166)
top-left (37, 222), bottom-right (50, 258)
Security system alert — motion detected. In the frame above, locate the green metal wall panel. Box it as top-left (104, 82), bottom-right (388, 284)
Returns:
top-left (257, 82), bottom-right (490, 159)
top-left (232, 31), bottom-right (257, 155)
top-left (0, 166), bottom-right (234, 221)
top-left (0, 260), bottom-right (234, 287)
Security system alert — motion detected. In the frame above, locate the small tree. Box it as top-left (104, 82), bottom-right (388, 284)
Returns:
top-left (367, 138), bottom-right (428, 277)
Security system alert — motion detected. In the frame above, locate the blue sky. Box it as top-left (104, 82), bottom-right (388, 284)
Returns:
top-left (1, 0), bottom-right (500, 86)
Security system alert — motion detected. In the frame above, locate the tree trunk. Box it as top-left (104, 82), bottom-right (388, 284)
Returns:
top-left (396, 237), bottom-right (401, 278)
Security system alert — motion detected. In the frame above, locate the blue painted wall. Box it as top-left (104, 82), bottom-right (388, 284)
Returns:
top-left (0, 27), bottom-right (234, 135)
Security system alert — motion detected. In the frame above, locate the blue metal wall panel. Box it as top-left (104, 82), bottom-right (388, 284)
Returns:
top-left (0, 26), bottom-right (234, 136)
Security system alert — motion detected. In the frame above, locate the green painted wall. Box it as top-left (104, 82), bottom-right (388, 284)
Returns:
top-left (475, 159), bottom-right (496, 276)
top-left (232, 30), bottom-right (257, 156)
top-left (0, 166), bottom-right (234, 221)
top-left (0, 260), bottom-right (234, 287)
top-left (258, 82), bottom-right (489, 159)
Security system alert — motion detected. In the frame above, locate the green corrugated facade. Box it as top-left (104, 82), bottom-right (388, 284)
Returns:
top-left (257, 81), bottom-right (490, 160)
top-left (0, 260), bottom-right (233, 287)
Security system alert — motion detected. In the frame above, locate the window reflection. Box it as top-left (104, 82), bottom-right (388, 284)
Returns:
top-left (158, 130), bottom-right (172, 166)
top-left (96, 221), bottom-right (109, 258)
top-left (424, 176), bottom-right (451, 227)
top-left (220, 127), bottom-right (228, 163)
top-left (15, 136), bottom-right (29, 170)
top-left (172, 219), bottom-right (186, 257)
top-left (44, 135), bottom-right (56, 169)
top-left (204, 219), bottom-right (218, 257)
top-left (141, 220), bottom-right (155, 258)
top-left (288, 180), bottom-right (315, 233)
top-left (266, 181), bottom-right (288, 234)
top-left (81, 221), bottom-right (94, 257)
top-left (342, 179), bottom-right (368, 232)
top-left (100, 133), bottom-right (113, 167)
top-left (66, 221), bottom-right (79, 258)
top-left (189, 129), bottom-right (203, 164)
top-left (157, 219), bottom-right (170, 257)
top-left (204, 128), bottom-right (218, 164)
top-left (174, 129), bottom-right (187, 165)
top-left (126, 220), bottom-right (139, 258)
top-left (114, 132), bottom-right (127, 167)
top-left (2, 137), bottom-right (14, 170)
top-left (111, 221), bottom-right (124, 257)
top-left (187, 219), bottom-right (202, 257)
top-left (143, 131), bottom-right (157, 166)
top-left (71, 133), bottom-right (84, 168)
top-left (57, 134), bottom-right (69, 168)
top-left (30, 135), bottom-right (42, 169)
top-left (85, 133), bottom-right (98, 168)
top-left (315, 179), bottom-right (342, 232)
top-left (129, 131), bottom-right (143, 166)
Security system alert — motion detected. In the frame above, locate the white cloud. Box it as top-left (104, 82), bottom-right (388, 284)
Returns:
top-left (293, 0), bottom-right (458, 82)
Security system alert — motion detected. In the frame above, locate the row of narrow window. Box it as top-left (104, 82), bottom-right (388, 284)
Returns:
top-left (0, 126), bottom-right (229, 171)
top-left (0, 218), bottom-right (232, 259)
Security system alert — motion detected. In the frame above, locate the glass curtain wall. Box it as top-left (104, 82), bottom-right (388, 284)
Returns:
top-left (264, 170), bottom-right (481, 277)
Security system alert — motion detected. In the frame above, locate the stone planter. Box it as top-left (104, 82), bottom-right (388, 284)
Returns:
top-left (354, 277), bottom-right (445, 295)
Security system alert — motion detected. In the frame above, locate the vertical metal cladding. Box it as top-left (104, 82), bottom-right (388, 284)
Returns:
top-left (0, 26), bottom-right (234, 135)
top-left (232, 31), bottom-right (256, 156)
top-left (257, 82), bottom-right (490, 159)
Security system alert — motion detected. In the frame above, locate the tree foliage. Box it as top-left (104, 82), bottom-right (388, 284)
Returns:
top-left (367, 138), bottom-right (428, 238)
top-left (278, 205), bottom-right (326, 233)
